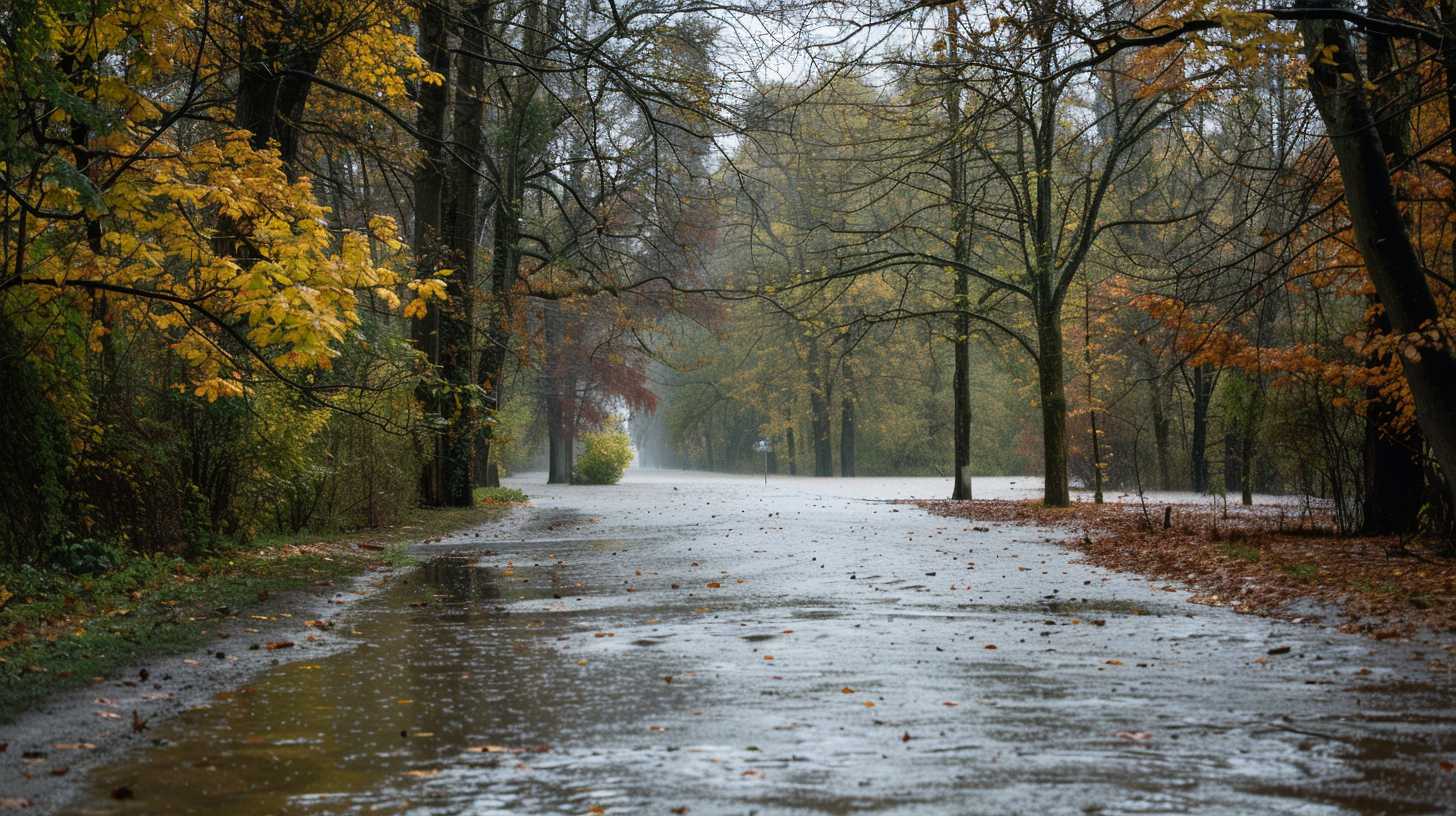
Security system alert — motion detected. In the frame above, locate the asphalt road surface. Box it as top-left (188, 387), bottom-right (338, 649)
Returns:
top-left (59, 471), bottom-right (1456, 815)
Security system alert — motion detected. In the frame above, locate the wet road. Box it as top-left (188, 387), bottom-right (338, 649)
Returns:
top-left (66, 472), bottom-right (1456, 814)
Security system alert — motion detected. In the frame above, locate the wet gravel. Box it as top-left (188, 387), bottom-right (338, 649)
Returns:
top-left (53, 472), bottom-right (1456, 815)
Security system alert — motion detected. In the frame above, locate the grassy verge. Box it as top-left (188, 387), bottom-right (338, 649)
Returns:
top-left (0, 491), bottom-right (524, 723)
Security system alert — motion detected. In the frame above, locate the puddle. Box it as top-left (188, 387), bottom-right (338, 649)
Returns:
top-left (65, 549), bottom-right (680, 815)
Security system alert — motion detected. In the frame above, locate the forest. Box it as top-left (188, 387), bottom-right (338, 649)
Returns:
top-left (5, 1), bottom-right (1456, 810)
top-left (3, 0), bottom-right (1456, 564)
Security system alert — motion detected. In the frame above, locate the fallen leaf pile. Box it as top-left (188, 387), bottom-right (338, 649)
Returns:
top-left (915, 498), bottom-right (1456, 638)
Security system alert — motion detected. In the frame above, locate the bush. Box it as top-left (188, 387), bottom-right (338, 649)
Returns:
top-left (475, 486), bottom-right (529, 505)
top-left (574, 429), bottom-right (634, 485)
top-left (0, 317), bottom-right (70, 564)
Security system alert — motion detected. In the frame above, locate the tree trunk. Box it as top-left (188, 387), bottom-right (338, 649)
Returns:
top-left (806, 338), bottom-right (833, 477)
top-left (1240, 425), bottom-right (1255, 507)
top-left (786, 426), bottom-right (797, 475)
top-left (1189, 364), bottom-right (1214, 494)
top-left (1363, 380), bottom-right (1424, 533)
top-left (545, 304), bottom-right (570, 484)
top-left (1084, 283), bottom-right (1103, 504)
top-left (233, 12), bottom-right (325, 178)
top-left (952, 313), bottom-right (973, 500)
top-left (1298, 9), bottom-right (1456, 519)
top-left (1356, 7), bottom-right (1425, 532)
top-left (410, 0), bottom-right (450, 506)
top-left (945, 3), bottom-right (974, 502)
top-left (563, 386), bottom-right (577, 480)
top-left (840, 394), bottom-right (856, 477)
top-left (1036, 311), bottom-right (1070, 506)
top-left (1146, 364), bottom-right (1173, 490)
top-left (435, 0), bottom-right (487, 507)
top-left (810, 396), bottom-right (833, 477)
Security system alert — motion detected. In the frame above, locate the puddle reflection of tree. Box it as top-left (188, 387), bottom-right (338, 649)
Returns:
top-left (422, 556), bottom-right (505, 603)
top-left (421, 554), bottom-right (573, 605)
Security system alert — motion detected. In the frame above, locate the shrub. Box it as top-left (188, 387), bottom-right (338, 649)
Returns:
top-left (573, 428), bottom-right (634, 485)
top-left (475, 486), bottom-right (528, 505)
top-left (0, 317), bottom-right (70, 564)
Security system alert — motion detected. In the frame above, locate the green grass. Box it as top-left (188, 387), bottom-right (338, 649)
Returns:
top-left (1218, 542), bottom-right (1262, 562)
top-left (0, 500), bottom-right (517, 723)
top-left (1280, 562), bottom-right (1319, 581)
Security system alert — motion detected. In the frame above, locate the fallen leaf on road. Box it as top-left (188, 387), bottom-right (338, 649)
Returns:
top-left (706, 582), bottom-right (721, 589)
top-left (841, 687), bottom-right (854, 694)
top-left (1114, 731), bottom-right (1152, 742)
top-left (1105, 659), bottom-right (1123, 666)
top-left (402, 769), bottom-right (439, 779)
top-left (52, 743), bottom-right (96, 751)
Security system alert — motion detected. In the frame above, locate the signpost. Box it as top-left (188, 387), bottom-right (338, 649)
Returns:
top-left (753, 439), bottom-right (772, 484)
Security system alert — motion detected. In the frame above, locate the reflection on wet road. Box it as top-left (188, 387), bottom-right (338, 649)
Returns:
top-left (68, 473), bottom-right (1456, 814)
